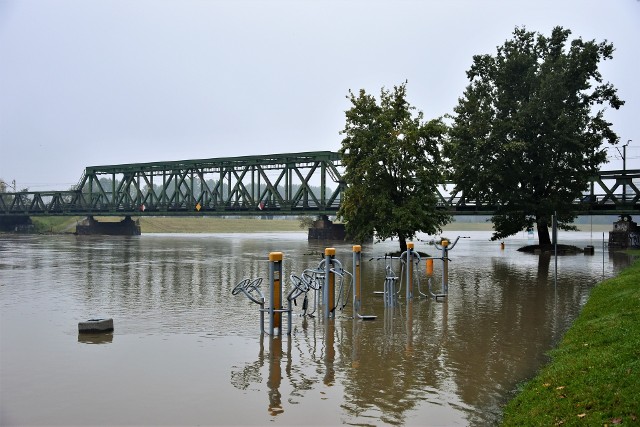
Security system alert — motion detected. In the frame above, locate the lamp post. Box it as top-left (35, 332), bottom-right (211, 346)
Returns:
top-left (617, 140), bottom-right (631, 204)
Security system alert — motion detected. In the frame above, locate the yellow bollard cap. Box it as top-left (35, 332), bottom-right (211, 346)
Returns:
top-left (352, 245), bottom-right (361, 253)
top-left (407, 242), bottom-right (414, 249)
top-left (269, 252), bottom-right (283, 262)
top-left (325, 247), bottom-right (336, 256)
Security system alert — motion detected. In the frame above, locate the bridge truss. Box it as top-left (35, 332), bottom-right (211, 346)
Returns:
top-left (0, 151), bottom-right (639, 217)
top-left (436, 169), bottom-right (640, 216)
top-left (0, 152), bottom-right (344, 216)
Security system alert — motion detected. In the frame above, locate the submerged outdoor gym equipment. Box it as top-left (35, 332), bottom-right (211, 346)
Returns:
top-left (400, 242), bottom-right (421, 300)
top-left (296, 246), bottom-right (375, 320)
top-left (421, 236), bottom-right (468, 299)
top-left (370, 255), bottom-right (401, 306)
top-left (232, 252), bottom-right (310, 336)
top-left (351, 245), bottom-right (377, 320)
top-left (369, 243), bottom-right (420, 307)
top-left (372, 242), bottom-right (422, 306)
top-left (232, 247), bottom-right (379, 335)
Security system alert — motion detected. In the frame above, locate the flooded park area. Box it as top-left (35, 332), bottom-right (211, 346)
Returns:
top-left (0, 229), bottom-right (633, 426)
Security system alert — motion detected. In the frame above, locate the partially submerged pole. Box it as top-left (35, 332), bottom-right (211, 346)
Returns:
top-left (441, 239), bottom-right (449, 295)
top-left (269, 252), bottom-right (283, 335)
top-left (352, 245), bottom-right (376, 320)
top-left (352, 245), bottom-right (362, 316)
top-left (323, 248), bottom-right (336, 319)
top-left (406, 242), bottom-right (415, 300)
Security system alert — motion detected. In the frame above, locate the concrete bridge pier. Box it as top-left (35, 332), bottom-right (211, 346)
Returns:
top-left (75, 216), bottom-right (141, 236)
top-left (0, 215), bottom-right (34, 232)
top-left (308, 215), bottom-right (346, 240)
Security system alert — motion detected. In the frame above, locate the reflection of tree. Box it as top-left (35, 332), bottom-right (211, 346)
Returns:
top-left (441, 255), bottom-right (602, 424)
top-left (330, 252), bottom-right (604, 425)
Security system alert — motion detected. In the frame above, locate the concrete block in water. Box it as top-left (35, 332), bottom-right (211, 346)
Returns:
top-left (78, 318), bottom-right (114, 333)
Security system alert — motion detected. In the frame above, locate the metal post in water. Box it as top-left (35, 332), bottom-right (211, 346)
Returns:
top-left (352, 245), bottom-right (361, 317)
top-left (441, 239), bottom-right (449, 294)
top-left (267, 336), bottom-right (283, 414)
top-left (323, 248), bottom-right (336, 319)
top-left (269, 252), bottom-right (283, 335)
top-left (553, 212), bottom-right (558, 287)
top-left (406, 242), bottom-right (414, 300)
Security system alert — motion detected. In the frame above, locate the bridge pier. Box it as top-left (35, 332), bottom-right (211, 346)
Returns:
top-left (308, 215), bottom-right (346, 241)
top-left (608, 215), bottom-right (640, 249)
top-left (0, 215), bottom-right (34, 232)
top-left (75, 216), bottom-right (141, 236)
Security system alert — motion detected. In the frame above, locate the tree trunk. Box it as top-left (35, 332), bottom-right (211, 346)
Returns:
top-left (537, 219), bottom-right (551, 245)
top-left (537, 253), bottom-right (551, 281)
top-left (398, 235), bottom-right (407, 253)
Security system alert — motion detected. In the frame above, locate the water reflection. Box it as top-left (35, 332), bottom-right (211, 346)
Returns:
top-left (77, 333), bottom-right (113, 345)
top-left (0, 233), bottom-right (633, 426)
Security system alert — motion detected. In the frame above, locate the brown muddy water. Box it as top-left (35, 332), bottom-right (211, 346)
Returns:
top-left (0, 230), bottom-right (632, 426)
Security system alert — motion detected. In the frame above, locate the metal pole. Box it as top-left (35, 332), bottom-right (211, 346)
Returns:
top-left (623, 143), bottom-right (627, 204)
top-left (352, 245), bottom-right (361, 317)
top-left (441, 239), bottom-right (449, 295)
top-left (324, 248), bottom-right (336, 319)
top-left (553, 212), bottom-right (558, 287)
top-left (617, 140), bottom-right (630, 204)
top-left (269, 252), bottom-right (283, 335)
top-left (406, 242), bottom-right (414, 300)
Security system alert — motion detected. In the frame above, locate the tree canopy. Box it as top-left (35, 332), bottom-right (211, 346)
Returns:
top-left (445, 26), bottom-right (624, 245)
top-left (338, 82), bottom-right (450, 252)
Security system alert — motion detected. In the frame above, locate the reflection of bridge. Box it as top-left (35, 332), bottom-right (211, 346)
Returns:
top-left (1, 151), bottom-right (639, 217)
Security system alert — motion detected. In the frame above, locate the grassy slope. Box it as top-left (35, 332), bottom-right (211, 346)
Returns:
top-left (137, 216), bottom-right (305, 233)
top-left (501, 255), bottom-right (640, 426)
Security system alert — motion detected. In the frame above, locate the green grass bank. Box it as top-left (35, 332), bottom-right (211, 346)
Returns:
top-left (501, 254), bottom-right (640, 426)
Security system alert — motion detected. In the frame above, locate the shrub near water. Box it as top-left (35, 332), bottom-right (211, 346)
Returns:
top-left (501, 257), bottom-right (640, 426)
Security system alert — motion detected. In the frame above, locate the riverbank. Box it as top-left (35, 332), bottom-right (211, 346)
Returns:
top-left (500, 252), bottom-right (640, 426)
top-left (27, 215), bottom-right (614, 234)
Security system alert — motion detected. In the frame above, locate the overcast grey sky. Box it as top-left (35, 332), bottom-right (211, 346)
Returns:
top-left (1, 0), bottom-right (638, 191)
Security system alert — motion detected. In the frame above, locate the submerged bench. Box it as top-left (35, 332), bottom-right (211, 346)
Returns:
top-left (78, 318), bottom-right (114, 333)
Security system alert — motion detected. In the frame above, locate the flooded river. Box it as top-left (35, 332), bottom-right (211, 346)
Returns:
top-left (0, 230), bottom-right (632, 426)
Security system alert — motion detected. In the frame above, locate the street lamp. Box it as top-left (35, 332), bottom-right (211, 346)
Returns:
top-left (616, 140), bottom-right (631, 204)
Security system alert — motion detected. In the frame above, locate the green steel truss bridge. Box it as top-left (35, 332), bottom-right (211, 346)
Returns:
top-left (1, 151), bottom-right (639, 217)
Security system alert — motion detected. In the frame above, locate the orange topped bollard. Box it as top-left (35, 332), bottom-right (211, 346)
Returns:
top-left (268, 252), bottom-right (283, 335)
top-left (323, 248), bottom-right (336, 319)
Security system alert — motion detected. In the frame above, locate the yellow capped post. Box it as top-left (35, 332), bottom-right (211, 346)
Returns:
top-left (269, 251), bottom-right (283, 335)
top-left (324, 248), bottom-right (336, 318)
top-left (405, 242), bottom-right (415, 300)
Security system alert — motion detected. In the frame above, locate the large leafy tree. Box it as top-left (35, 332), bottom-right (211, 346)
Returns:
top-left (338, 82), bottom-right (450, 252)
top-left (445, 26), bottom-right (624, 245)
